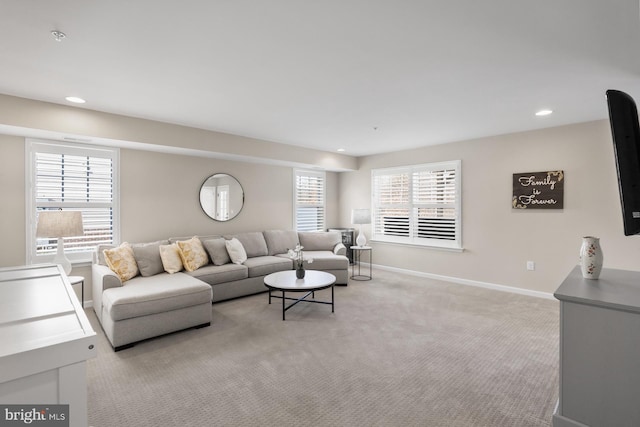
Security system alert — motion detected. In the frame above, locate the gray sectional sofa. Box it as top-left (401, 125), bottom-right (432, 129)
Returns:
top-left (92, 230), bottom-right (348, 350)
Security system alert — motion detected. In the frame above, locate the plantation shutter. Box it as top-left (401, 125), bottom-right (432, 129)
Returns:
top-left (294, 170), bottom-right (325, 232)
top-left (372, 171), bottom-right (410, 237)
top-left (413, 167), bottom-right (457, 241)
top-left (372, 161), bottom-right (461, 249)
top-left (28, 140), bottom-right (119, 263)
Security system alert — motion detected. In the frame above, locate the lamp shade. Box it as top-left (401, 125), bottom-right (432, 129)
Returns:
top-left (36, 210), bottom-right (84, 238)
top-left (351, 209), bottom-right (371, 225)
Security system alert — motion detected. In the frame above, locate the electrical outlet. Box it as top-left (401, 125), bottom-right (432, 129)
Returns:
top-left (527, 261), bottom-right (535, 271)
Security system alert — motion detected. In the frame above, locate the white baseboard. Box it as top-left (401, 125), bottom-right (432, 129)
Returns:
top-left (369, 263), bottom-right (556, 300)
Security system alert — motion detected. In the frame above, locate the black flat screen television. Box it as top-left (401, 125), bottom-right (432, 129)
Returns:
top-left (607, 89), bottom-right (640, 236)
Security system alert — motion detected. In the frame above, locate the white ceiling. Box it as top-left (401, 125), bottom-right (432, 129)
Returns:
top-left (1, 0), bottom-right (639, 157)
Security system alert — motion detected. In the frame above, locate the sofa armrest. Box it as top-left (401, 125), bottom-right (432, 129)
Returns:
top-left (92, 263), bottom-right (123, 292)
top-left (91, 263), bottom-right (122, 323)
top-left (333, 242), bottom-right (347, 256)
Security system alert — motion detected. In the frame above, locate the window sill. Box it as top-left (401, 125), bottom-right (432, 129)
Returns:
top-left (369, 239), bottom-right (465, 253)
top-left (72, 260), bottom-right (93, 268)
top-left (32, 255), bottom-right (94, 267)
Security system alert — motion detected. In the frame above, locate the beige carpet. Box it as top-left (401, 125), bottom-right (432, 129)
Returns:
top-left (87, 268), bottom-right (559, 427)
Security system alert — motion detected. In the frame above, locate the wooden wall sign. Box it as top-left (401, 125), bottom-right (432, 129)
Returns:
top-left (512, 171), bottom-right (564, 209)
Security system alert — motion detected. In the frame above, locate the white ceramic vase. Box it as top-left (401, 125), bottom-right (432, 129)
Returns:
top-left (579, 236), bottom-right (603, 279)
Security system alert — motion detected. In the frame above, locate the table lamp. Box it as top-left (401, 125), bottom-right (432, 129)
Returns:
top-left (351, 208), bottom-right (371, 247)
top-left (36, 210), bottom-right (84, 275)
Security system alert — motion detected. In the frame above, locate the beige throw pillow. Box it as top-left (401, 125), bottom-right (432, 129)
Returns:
top-left (103, 242), bottom-right (139, 282)
top-left (159, 243), bottom-right (184, 274)
top-left (225, 237), bottom-right (247, 264)
top-left (176, 236), bottom-right (209, 272)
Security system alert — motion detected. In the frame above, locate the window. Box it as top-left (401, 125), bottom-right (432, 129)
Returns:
top-left (371, 160), bottom-right (461, 249)
top-left (294, 169), bottom-right (325, 232)
top-left (216, 185), bottom-right (230, 220)
top-left (26, 139), bottom-right (119, 264)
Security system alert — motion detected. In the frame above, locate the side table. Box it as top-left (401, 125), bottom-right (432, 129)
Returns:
top-left (328, 228), bottom-right (355, 264)
top-left (350, 246), bottom-right (372, 281)
top-left (68, 275), bottom-right (85, 308)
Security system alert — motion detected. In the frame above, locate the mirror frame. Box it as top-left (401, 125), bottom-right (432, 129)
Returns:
top-left (199, 173), bottom-right (245, 221)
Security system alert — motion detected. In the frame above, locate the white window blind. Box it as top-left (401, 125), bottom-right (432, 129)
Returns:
top-left (294, 169), bottom-right (325, 232)
top-left (27, 140), bottom-right (119, 264)
top-left (372, 161), bottom-right (461, 249)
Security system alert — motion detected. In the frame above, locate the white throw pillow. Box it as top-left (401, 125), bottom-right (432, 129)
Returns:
top-left (159, 243), bottom-right (184, 274)
top-left (225, 238), bottom-right (247, 265)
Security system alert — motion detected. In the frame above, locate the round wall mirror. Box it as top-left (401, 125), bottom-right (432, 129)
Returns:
top-left (199, 173), bottom-right (244, 221)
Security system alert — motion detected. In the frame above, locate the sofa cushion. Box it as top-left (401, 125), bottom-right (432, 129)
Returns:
top-left (225, 238), bottom-right (247, 264)
top-left (102, 273), bottom-right (212, 321)
top-left (298, 231), bottom-right (342, 251)
top-left (132, 240), bottom-right (169, 277)
top-left (284, 251), bottom-right (349, 271)
top-left (104, 243), bottom-right (139, 282)
top-left (176, 237), bottom-right (210, 272)
top-left (159, 243), bottom-right (184, 274)
top-left (243, 256), bottom-right (293, 278)
top-left (263, 230), bottom-right (300, 256)
top-left (225, 232), bottom-right (268, 258)
top-left (185, 263), bottom-right (248, 285)
top-left (202, 238), bottom-right (231, 266)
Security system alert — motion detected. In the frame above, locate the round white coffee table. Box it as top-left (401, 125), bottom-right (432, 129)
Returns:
top-left (263, 270), bottom-right (336, 320)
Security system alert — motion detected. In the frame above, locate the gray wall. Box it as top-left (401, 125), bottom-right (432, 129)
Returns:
top-left (120, 148), bottom-right (339, 241)
top-left (339, 120), bottom-right (640, 294)
top-left (0, 135), bottom-right (339, 303)
top-left (0, 135), bottom-right (26, 267)
top-left (4, 92), bottom-right (639, 300)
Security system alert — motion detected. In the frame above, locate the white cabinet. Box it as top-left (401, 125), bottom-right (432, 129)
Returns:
top-left (554, 266), bottom-right (640, 427)
top-left (0, 264), bottom-right (96, 427)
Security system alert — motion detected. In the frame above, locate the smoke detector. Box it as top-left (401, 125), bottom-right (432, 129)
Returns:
top-left (51, 30), bottom-right (66, 42)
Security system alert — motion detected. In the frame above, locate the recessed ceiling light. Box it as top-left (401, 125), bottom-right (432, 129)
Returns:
top-left (337, 148), bottom-right (346, 152)
top-left (65, 96), bottom-right (86, 104)
top-left (535, 109), bottom-right (553, 116)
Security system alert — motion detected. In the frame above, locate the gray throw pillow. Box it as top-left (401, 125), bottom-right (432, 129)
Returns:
top-left (202, 238), bottom-right (231, 266)
top-left (263, 230), bottom-right (299, 256)
top-left (224, 232), bottom-right (268, 258)
top-left (132, 240), bottom-right (168, 277)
